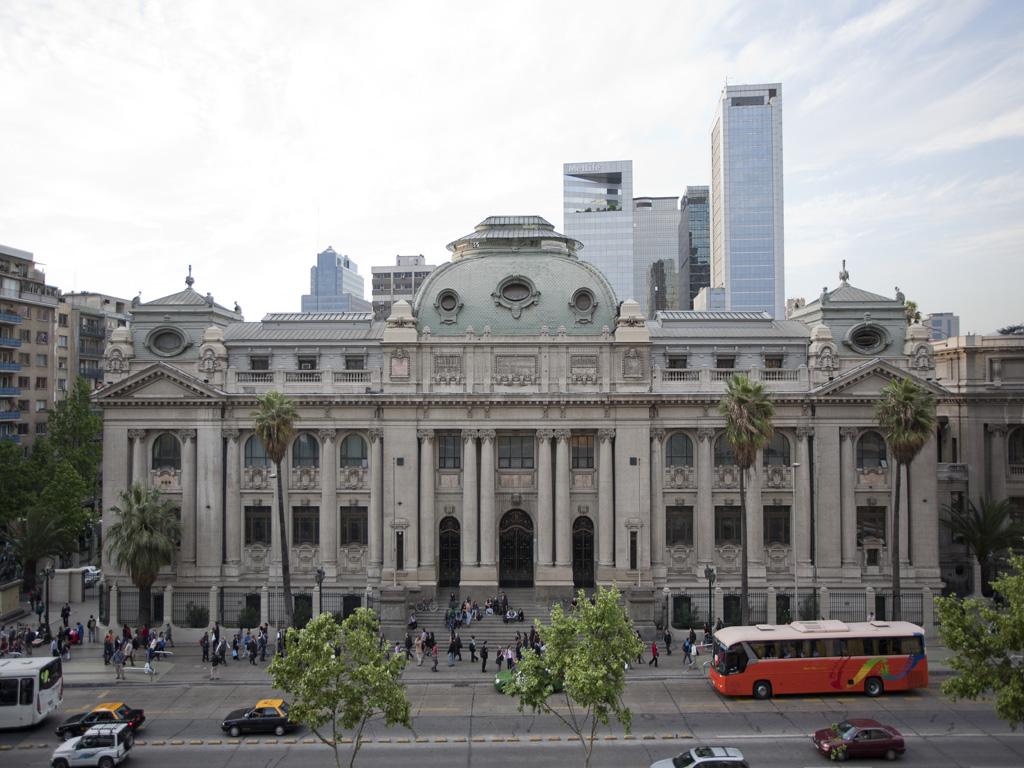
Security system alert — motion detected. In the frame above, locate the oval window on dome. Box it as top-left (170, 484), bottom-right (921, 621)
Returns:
top-left (850, 324), bottom-right (885, 353)
top-left (147, 327), bottom-right (187, 356)
top-left (501, 281), bottom-right (531, 302)
top-left (439, 292), bottom-right (458, 312)
top-left (573, 291), bottom-right (593, 311)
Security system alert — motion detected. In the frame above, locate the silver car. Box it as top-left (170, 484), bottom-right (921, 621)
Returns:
top-left (51, 722), bottom-right (133, 768)
top-left (82, 567), bottom-right (102, 587)
top-left (650, 746), bottom-right (748, 768)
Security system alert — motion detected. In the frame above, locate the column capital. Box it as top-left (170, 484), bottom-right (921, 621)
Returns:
top-left (222, 428), bottom-right (240, 442)
top-left (795, 425), bottom-right (815, 440)
top-left (416, 428), bottom-right (435, 441)
top-left (650, 428), bottom-right (666, 442)
top-left (462, 429), bottom-right (480, 441)
top-left (987, 423), bottom-right (1009, 436)
top-left (697, 428), bottom-right (715, 443)
top-left (553, 429), bottom-right (572, 441)
top-left (478, 429), bottom-right (496, 442)
top-left (537, 429), bottom-right (556, 440)
top-left (597, 428), bottom-right (616, 443)
top-left (128, 428), bottom-right (147, 441)
top-left (368, 427), bottom-right (384, 443)
top-left (839, 427), bottom-right (859, 441)
top-left (177, 429), bottom-right (196, 443)
top-left (318, 428), bottom-right (337, 444)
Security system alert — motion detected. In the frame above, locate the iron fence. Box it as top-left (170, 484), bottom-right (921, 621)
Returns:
top-left (172, 589), bottom-right (209, 628)
top-left (829, 590), bottom-right (867, 622)
top-left (117, 587), bottom-right (140, 626)
top-left (321, 590), bottom-right (364, 620)
top-left (671, 592), bottom-right (711, 630)
top-left (267, 589), bottom-right (287, 626)
top-left (220, 587), bottom-right (261, 627)
top-left (874, 590), bottom-right (925, 625)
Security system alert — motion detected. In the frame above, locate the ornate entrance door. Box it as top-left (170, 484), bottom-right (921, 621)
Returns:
top-left (499, 510), bottom-right (534, 588)
top-left (438, 517), bottom-right (461, 587)
top-left (572, 516), bottom-right (595, 588)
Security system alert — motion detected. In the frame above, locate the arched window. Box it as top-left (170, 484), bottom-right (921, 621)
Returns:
top-left (763, 433), bottom-right (791, 466)
top-left (244, 435), bottom-right (271, 468)
top-left (665, 433), bottom-right (694, 467)
top-left (1010, 427), bottom-right (1024, 466)
top-left (714, 434), bottom-right (736, 466)
top-left (857, 431), bottom-right (888, 469)
top-left (151, 433), bottom-right (181, 471)
top-left (340, 434), bottom-right (368, 468)
top-left (292, 433), bottom-right (320, 468)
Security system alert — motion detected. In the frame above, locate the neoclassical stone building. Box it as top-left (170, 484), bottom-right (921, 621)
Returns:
top-left (97, 216), bottom-right (1004, 630)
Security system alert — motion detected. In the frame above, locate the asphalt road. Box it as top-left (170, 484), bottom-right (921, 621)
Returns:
top-left (2, 678), bottom-right (1022, 767)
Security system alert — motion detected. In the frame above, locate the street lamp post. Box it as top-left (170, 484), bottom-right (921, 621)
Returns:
top-left (704, 565), bottom-right (715, 632)
top-left (43, 564), bottom-right (55, 635)
top-left (662, 586), bottom-right (671, 633)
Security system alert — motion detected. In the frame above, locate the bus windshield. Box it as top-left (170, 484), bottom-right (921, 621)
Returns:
top-left (39, 659), bottom-right (62, 690)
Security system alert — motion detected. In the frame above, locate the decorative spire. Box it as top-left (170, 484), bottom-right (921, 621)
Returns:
top-left (185, 264), bottom-right (195, 289)
top-left (839, 259), bottom-right (849, 285)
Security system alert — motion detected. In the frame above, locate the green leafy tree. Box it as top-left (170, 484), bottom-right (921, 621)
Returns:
top-left (105, 483), bottom-right (181, 627)
top-left (510, 586), bottom-right (644, 767)
top-left (0, 439), bottom-right (33, 530)
top-left (876, 377), bottom-right (936, 620)
top-left (719, 374), bottom-right (775, 625)
top-left (943, 498), bottom-right (1024, 597)
top-left (47, 377), bottom-right (102, 484)
top-left (254, 391), bottom-right (298, 627)
top-left (936, 554), bottom-right (1024, 728)
top-left (269, 609), bottom-right (411, 768)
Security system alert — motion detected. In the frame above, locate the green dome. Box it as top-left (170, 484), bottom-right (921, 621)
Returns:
top-left (414, 216), bottom-right (618, 336)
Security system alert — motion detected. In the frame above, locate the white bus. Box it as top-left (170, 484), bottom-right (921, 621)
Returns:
top-left (0, 657), bottom-right (64, 728)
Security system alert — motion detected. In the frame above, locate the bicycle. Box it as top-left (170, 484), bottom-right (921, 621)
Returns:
top-left (412, 598), bottom-right (438, 613)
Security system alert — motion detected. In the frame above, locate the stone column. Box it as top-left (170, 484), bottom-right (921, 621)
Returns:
top-left (794, 427), bottom-right (813, 568)
top-left (554, 429), bottom-right (572, 567)
top-left (224, 429), bottom-right (241, 566)
top-left (319, 429), bottom-right (338, 567)
top-left (597, 429), bottom-right (615, 567)
top-left (697, 429), bottom-right (715, 567)
top-left (196, 424), bottom-right (224, 575)
top-left (988, 424), bottom-right (1008, 503)
top-left (746, 450), bottom-right (764, 568)
top-left (650, 429), bottom-right (666, 568)
top-left (129, 429), bottom-right (147, 488)
top-left (179, 429), bottom-right (197, 566)
top-left (462, 430), bottom-right (479, 566)
top-left (839, 427), bottom-right (859, 568)
top-left (368, 428), bottom-right (384, 579)
top-left (418, 430), bottom-right (435, 573)
top-left (479, 430), bottom-right (496, 567)
top-left (537, 430), bottom-right (554, 567)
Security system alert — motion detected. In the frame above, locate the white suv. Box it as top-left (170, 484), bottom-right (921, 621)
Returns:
top-left (51, 723), bottom-right (133, 768)
top-left (650, 746), bottom-right (748, 768)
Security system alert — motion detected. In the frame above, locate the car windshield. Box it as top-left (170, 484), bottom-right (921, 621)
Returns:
top-left (837, 722), bottom-right (858, 740)
top-left (279, 702), bottom-right (289, 714)
top-left (116, 705), bottom-right (131, 718)
top-left (672, 751), bottom-right (698, 767)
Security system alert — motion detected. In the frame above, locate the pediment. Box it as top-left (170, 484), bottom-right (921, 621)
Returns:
top-left (94, 362), bottom-right (225, 403)
top-left (812, 358), bottom-right (948, 399)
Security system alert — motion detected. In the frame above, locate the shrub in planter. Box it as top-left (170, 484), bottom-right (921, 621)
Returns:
top-left (237, 605), bottom-right (261, 629)
top-left (185, 602), bottom-right (209, 629)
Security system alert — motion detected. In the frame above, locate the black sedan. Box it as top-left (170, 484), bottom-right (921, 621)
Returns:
top-left (220, 698), bottom-right (296, 738)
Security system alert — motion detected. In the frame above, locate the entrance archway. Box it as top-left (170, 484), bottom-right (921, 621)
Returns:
top-left (572, 516), bottom-right (595, 588)
top-left (499, 510), bottom-right (534, 588)
top-left (438, 516), bottom-right (461, 587)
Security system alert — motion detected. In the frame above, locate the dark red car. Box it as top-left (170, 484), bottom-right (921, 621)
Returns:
top-left (813, 719), bottom-right (905, 761)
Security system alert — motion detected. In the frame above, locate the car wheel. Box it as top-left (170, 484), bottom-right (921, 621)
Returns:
top-left (884, 748), bottom-right (898, 761)
top-left (274, 725), bottom-right (285, 736)
top-left (865, 676), bottom-right (884, 697)
top-left (753, 680), bottom-right (773, 700)
top-left (53, 760), bottom-right (69, 768)
top-left (99, 757), bottom-right (115, 768)
top-left (229, 725), bottom-right (240, 738)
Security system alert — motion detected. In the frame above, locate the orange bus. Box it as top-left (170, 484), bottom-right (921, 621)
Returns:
top-left (709, 620), bottom-right (927, 699)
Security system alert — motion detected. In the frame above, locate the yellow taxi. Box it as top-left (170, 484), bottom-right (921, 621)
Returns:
top-left (56, 702), bottom-right (146, 740)
top-left (220, 698), bottom-right (295, 737)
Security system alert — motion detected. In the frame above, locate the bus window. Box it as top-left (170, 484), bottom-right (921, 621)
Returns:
top-left (846, 638), bottom-right (866, 656)
top-left (18, 678), bottom-right (33, 706)
top-left (0, 679), bottom-right (16, 706)
top-left (39, 660), bottom-right (62, 689)
top-left (862, 638), bottom-right (875, 655)
top-left (877, 638), bottom-right (889, 656)
top-left (749, 642), bottom-right (766, 659)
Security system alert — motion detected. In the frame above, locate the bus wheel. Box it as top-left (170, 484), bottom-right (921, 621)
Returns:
top-left (753, 680), bottom-right (773, 700)
top-left (865, 677), bottom-right (884, 697)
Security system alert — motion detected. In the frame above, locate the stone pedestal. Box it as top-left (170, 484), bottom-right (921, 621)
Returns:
top-left (377, 585), bottom-right (409, 643)
top-left (625, 586), bottom-right (656, 640)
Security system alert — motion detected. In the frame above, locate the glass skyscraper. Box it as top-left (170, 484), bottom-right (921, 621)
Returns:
top-left (710, 83), bottom-right (784, 317)
top-left (563, 160), bottom-right (634, 304)
top-left (301, 246), bottom-right (371, 312)
top-left (679, 185), bottom-right (710, 310)
top-left (633, 196), bottom-right (680, 316)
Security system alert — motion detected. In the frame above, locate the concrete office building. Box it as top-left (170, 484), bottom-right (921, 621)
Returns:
top-left (563, 160), bottom-right (635, 305)
top-left (711, 83), bottom-right (785, 317)
top-left (371, 255), bottom-right (437, 321)
top-left (680, 186), bottom-right (710, 310)
top-left (301, 247), bottom-right (371, 313)
top-left (924, 312), bottom-right (960, 341)
top-left (634, 197), bottom-right (681, 317)
top-left (94, 219), bottom-right (994, 637)
top-left (60, 292), bottom-right (132, 392)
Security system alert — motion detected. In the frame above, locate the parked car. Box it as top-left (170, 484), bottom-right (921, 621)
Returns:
top-left (82, 567), bottom-right (102, 587)
top-left (56, 703), bottom-right (145, 740)
top-left (813, 719), bottom-right (905, 761)
top-left (220, 698), bottom-right (296, 737)
top-left (51, 722), bottom-right (133, 768)
top-left (650, 746), bottom-right (748, 767)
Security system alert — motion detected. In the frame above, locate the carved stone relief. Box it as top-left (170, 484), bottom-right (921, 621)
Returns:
top-left (494, 354), bottom-right (537, 385)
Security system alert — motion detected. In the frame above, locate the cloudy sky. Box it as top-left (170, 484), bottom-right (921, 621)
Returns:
top-left (2, 0), bottom-right (1022, 332)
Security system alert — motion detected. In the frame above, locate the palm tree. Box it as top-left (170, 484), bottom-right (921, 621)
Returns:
top-left (719, 374), bottom-right (774, 625)
top-left (254, 390), bottom-right (298, 628)
top-left (105, 483), bottom-right (181, 628)
top-left (942, 497), bottom-right (1024, 596)
top-left (876, 377), bottom-right (936, 620)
